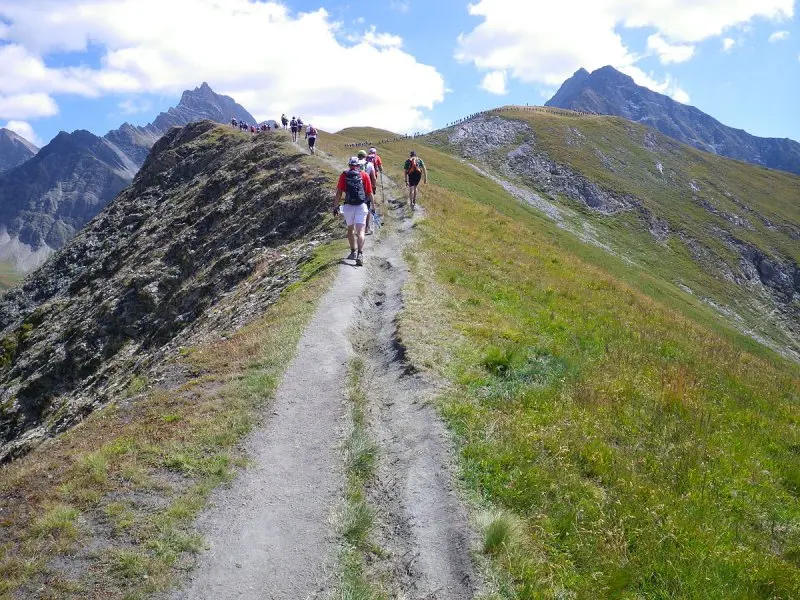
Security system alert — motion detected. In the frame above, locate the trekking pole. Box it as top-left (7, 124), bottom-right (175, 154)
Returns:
top-left (380, 171), bottom-right (385, 205)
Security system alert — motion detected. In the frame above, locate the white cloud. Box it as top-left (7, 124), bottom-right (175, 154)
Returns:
top-left (722, 37), bottom-right (736, 52)
top-left (768, 30), bottom-right (789, 42)
top-left (4, 119), bottom-right (43, 146)
top-left (456, 0), bottom-right (793, 100)
top-left (0, 93), bottom-right (58, 119)
top-left (0, 0), bottom-right (445, 133)
top-left (646, 33), bottom-right (695, 64)
top-left (622, 66), bottom-right (690, 104)
top-left (118, 97), bottom-right (154, 115)
top-left (361, 26), bottom-right (403, 49)
top-left (480, 70), bottom-right (508, 95)
top-left (389, 1), bottom-right (410, 13)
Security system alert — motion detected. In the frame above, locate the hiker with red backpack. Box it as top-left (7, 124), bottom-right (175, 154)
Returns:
top-left (333, 157), bottom-right (374, 266)
top-left (305, 124), bottom-right (318, 154)
top-left (404, 151), bottom-right (427, 209)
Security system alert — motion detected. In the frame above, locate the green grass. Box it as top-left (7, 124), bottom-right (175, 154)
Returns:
top-left (384, 130), bottom-right (800, 598)
top-left (336, 357), bottom-right (385, 600)
top-left (0, 239), bottom-right (343, 598)
top-left (421, 110), bottom-right (800, 357)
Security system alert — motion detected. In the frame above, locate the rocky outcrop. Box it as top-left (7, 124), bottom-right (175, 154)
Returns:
top-left (0, 128), bottom-right (38, 173)
top-left (0, 121), bottom-right (336, 461)
top-left (547, 66), bottom-right (800, 176)
top-left (447, 116), bottom-right (638, 215)
top-left (0, 83), bottom-right (257, 272)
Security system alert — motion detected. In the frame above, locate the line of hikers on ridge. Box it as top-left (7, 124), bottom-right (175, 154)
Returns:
top-left (332, 146), bottom-right (427, 268)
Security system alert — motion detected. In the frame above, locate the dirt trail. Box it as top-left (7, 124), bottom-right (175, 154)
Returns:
top-left (353, 199), bottom-right (478, 599)
top-left (174, 143), bottom-right (477, 598)
top-left (173, 256), bottom-right (366, 599)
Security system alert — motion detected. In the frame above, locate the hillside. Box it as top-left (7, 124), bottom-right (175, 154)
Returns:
top-left (0, 128), bottom-right (38, 174)
top-left (0, 121), bottom-right (336, 462)
top-left (547, 66), bottom-right (800, 176)
top-left (422, 108), bottom-right (800, 360)
top-left (0, 83), bottom-right (255, 273)
top-left (0, 117), bottom-right (798, 599)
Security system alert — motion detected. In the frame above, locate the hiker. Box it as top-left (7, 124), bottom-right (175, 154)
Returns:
top-left (231, 117), bottom-right (238, 128)
top-left (404, 150), bottom-right (427, 209)
top-left (297, 117), bottom-right (304, 132)
top-left (368, 147), bottom-right (383, 173)
top-left (281, 114), bottom-right (288, 129)
top-left (290, 117), bottom-right (298, 142)
top-left (357, 150), bottom-right (378, 234)
top-left (334, 157), bottom-right (374, 266)
top-left (305, 123), bottom-right (318, 154)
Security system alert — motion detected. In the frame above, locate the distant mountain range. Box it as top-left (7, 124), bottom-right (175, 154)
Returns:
top-left (0, 83), bottom-right (256, 271)
top-left (546, 66), bottom-right (800, 176)
top-left (0, 128), bottom-right (38, 174)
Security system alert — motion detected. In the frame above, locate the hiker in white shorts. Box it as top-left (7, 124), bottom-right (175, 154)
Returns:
top-left (333, 157), bottom-right (374, 266)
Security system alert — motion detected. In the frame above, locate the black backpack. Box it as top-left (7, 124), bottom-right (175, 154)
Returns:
top-left (344, 169), bottom-right (366, 205)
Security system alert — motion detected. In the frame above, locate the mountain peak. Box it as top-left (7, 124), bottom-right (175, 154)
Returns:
top-left (0, 127), bottom-right (39, 173)
top-left (545, 65), bottom-right (800, 175)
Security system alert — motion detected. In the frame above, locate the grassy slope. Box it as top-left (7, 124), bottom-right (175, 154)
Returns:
top-left (336, 126), bottom-right (800, 597)
top-left (424, 110), bottom-right (800, 357)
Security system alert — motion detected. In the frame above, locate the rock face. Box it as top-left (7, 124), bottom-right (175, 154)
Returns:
top-left (0, 83), bottom-right (256, 271)
top-left (546, 66), bottom-right (800, 176)
top-left (0, 121), bottom-right (336, 461)
top-left (0, 128), bottom-right (38, 173)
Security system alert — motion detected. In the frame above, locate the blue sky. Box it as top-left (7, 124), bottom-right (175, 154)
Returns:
top-left (0, 0), bottom-right (798, 148)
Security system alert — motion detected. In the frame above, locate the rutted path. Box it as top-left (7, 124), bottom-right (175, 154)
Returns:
top-left (174, 146), bottom-right (477, 599)
top-left (353, 200), bottom-right (478, 599)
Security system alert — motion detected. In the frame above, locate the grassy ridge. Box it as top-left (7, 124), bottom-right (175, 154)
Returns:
top-left (422, 111), bottom-right (800, 357)
top-left (330, 127), bottom-right (800, 597)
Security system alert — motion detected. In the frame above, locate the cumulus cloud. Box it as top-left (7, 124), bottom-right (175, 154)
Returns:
top-left (646, 34), bottom-right (695, 64)
top-left (456, 0), bottom-right (793, 101)
top-left (4, 120), bottom-right (43, 146)
top-left (722, 37), bottom-right (736, 52)
top-left (768, 30), bottom-right (790, 42)
top-left (0, 93), bottom-right (58, 120)
top-left (0, 0), bottom-right (445, 132)
top-left (480, 70), bottom-right (508, 95)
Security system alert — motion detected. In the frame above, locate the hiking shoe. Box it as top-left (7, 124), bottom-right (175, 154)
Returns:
top-left (346, 250), bottom-right (357, 260)
top-left (365, 228), bottom-right (373, 235)
top-left (356, 252), bottom-right (363, 266)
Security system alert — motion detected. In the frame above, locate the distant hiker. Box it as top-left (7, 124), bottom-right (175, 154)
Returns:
top-left (290, 117), bottom-right (299, 142)
top-left (281, 114), bottom-right (288, 129)
top-left (368, 147), bottom-right (383, 173)
top-left (250, 125), bottom-right (255, 134)
top-left (305, 124), bottom-right (318, 154)
top-left (404, 151), bottom-right (427, 209)
top-left (231, 117), bottom-right (238, 128)
top-left (297, 117), bottom-right (304, 132)
top-left (334, 156), bottom-right (374, 266)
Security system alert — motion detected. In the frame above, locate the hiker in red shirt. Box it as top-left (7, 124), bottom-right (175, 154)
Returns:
top-left (333, 157), bottom-right (374, 266)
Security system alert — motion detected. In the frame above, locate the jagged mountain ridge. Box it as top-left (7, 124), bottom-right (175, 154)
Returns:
top-left (0, 121), bottom-right (335, 461)
top-left (105, 82), bottom-right (256, 165)
top-left (0, 128), bottom-right (38, 173)
top-left (546, 66), bottom-right (800, 176)
top-left (0, 83), bottom-right (256, 272)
